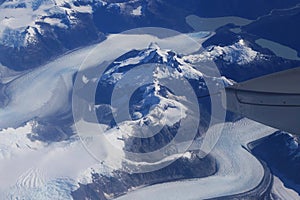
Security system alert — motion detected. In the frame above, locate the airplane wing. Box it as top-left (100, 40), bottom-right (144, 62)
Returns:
top-left (223, 67), bottom-right (300, 134)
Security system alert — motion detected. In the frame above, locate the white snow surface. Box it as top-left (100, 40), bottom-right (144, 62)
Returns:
top-left (0, 121), bottom-right (45, 160)
top-left (131, 6), bottom-right (142, 16)
top-left (184, 39), bottom-right (260, 65)
top-left (0, 121), bottom-right (114, 199)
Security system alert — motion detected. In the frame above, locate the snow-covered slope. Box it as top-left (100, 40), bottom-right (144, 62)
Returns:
top-left (0, 0), bottom-right (92, 47)
top-left (0, 121), bottom-right (45, 160)
top-left (0, 0), bottom-right (146, 48)
top-left (184, 39), bottom-right (261, 65)
top-left (102, 43), bottom-right (205, 84)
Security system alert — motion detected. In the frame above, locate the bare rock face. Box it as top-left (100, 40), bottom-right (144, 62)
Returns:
top-left (72, 151), bottom-right (217, 200)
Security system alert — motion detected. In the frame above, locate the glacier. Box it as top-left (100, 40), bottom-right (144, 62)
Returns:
top-left (0, 27), bottom-right (297, 200)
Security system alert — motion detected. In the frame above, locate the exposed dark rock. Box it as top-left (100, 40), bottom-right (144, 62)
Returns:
top-left (72, 183), bottom-right (108, 200)
top-left (72, 151), bottom-right (217, 200)
top-left (251, 132), bottom-right (300, 194)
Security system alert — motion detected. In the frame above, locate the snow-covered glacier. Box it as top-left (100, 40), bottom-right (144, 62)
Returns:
top-left (0, 27), bottom-right (299, 200)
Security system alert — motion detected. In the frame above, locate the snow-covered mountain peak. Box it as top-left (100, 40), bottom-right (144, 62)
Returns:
top-left (0, 0), bottom-right (99, 47)
top-left (96, 43), bottom-right (232, 146)
top-left (184, 39), bottom-right (261, 65)
top-left (102, 44), bottom-right (205, 85)
top-left (0, 0), bottom-right (146, 48)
